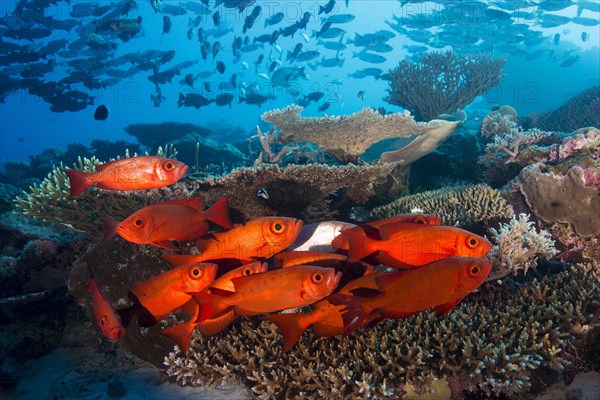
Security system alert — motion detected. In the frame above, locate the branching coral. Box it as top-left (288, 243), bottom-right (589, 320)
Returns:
top-left (261, 105), bottom-right (459, 163)
top-left (385, 51), bottom-right (506, 121)
top-left (532, 86), bottom-right (600, 133)
top-left (163, 263), bottom-right (599, 399)
top-left (487, 213), bottom-right (557, 280)
top-left (369, 184), bottom-right (513, 226)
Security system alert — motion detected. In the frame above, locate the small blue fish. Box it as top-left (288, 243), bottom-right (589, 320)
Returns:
top-left (257, 188), bottom-right (269, 200)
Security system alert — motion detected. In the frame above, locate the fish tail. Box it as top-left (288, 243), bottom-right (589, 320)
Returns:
top-left (264, 313), bottom-right (310, 353)
top-left (102, 217), bottom-right (120, 240)
top-left (64, 169), bottom-right (95, 198)
top-left (344, 229), bottom-right (376, 263)
top-left (326, 294), bottom-right (366, 335)
top-left (177, 92), bottom-right (185, 107)
top-left (191, 292), bottom-right (231, 323)
top-left (161, 321), bottom-right (196, 354)
top-left (204, 196), bottom-right (232, 229)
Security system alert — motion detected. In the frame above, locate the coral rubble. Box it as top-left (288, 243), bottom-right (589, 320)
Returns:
top-left (385, 51), bottom-right (506, 121)
top-left (370, 184), bottom-right (513, 226)
top-left (261, 105), bottom-right (459, 163)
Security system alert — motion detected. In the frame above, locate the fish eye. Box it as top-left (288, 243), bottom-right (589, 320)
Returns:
top-left (466, 236), bottom-right (480, 248)
top-left (414, 216), bottom-right (427, 224)
top-left (189, 266), bottom-right (204, 279)
top-left (243, 268), bottom-right (252, 276)
top-left (311, 271), bottom-right (324, 284)
top-left (468, 264), bottom-right (481, 277)
top-left (133, 216), bottom-right (145, 229)
top-left (163, 161), bottom-right (175, 171)
top-left (270, 220), bottom-right (286, 234)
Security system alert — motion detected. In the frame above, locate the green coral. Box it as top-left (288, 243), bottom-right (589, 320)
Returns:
top-left (369, 183), bottom-right (513, 226)
top-left (163, 263), bottom-right (599, 399)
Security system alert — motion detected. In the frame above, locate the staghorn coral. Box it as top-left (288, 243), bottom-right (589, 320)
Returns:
top-left (195, 162), bottom-right (407, 222)
top-left (369, 184), bottom-right (513, 226)
top-left (164, 263), bottom-right (599, 399)
top-left (487, 213), bottom-right (557, 281)
top-left (385, 51), bottom-right (506, 121)
top-left (261, 105), bottom-right (459, 163)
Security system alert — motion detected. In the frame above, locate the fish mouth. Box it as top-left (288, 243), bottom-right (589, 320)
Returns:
top-left (109, 326), bottom-right (126, 341)
top-left (116, 225), bottom-right (131, 240)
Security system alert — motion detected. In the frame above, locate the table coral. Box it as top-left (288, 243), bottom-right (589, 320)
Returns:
top-left (261, 105), bottom-right (459, 163)
top-left (163, 263), bottom-right (599, 399)
top-left (385, 51), bottom-right (506, 122)
top-left (369, 184), bottom-right (513, 226)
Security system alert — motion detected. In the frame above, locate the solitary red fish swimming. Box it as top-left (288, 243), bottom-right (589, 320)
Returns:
top-left (105, 196), bottom-right (232, 250)
top-left (64, 156), bottom-right (188, 197)
top-left (87, 278), bottom-right (125, 341)
top-left (328, 257), bottom-right (492, 335)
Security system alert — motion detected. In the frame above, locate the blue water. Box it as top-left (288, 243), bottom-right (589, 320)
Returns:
top-left (0, 0), bottom-right (599, 164)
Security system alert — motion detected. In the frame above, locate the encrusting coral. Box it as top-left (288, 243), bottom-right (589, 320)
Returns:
top-left (369, 184), bottom-right (513, 226)
top-left (164, 262), bottom-right (599, 399)
top-left (385, 51), bottom-right (506, 121)
top-left (487, 213), bottom-right (557, 281)
top-left (261, 105), bottom-right (460, 163)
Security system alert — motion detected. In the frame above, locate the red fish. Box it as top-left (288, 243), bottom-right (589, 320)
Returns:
top-left (163, 217), bottom-right (303, 267)
top-left (274, 251), bottom-right (348, 268)
top-left (345, 223), bottom-right (492, 268)
top-left (331, 214), bottom-right (441, 251)
top-left (161, 262), bottom-right (267, 353)
top-left (87, 278), bottom-right (125, 341)
top-left (64, 156), bottom-right (188, 197)
top-left (105, 196), bottom-right (232, 250)
top-left (119, 263), bottom-right (218, 327)
top-left (265, 268), bottom-right (384, 352)
top-left (192, 266), bottom-right (342, 323)
top-left (328, 257), bottom-right (492, 334)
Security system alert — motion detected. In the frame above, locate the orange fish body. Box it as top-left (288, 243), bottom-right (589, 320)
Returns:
top-left (126, 263), bottom-right (217, 327)
top-left (111, 196), bottom-right (232, 250)
top-left (163, 217), bottom-right (303, 266)
top-left (274, 251), bottom-right (348, 268)
top-left (161, 262), bottom-right (267, 353)
top-left (345, 223), bottom-right (492, 268)
top-left (64, 156), bottom-right (188, 197)
top-left (265, 270), bottom-right (385, 352)
top-left (331, 214), bottom-right (441, 251)
top-left (329, 257), bottom-right (492, 334)
top-left (87, 278), bottom-right (125, 341)
top-left (193, 265), bottom-right (342, 323)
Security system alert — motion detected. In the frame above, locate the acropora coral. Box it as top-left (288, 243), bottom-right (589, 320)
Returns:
top-left (531, 86), bottom-right (600, 133)
top-left (487, 213), bottom-right (557, 280)
top-left (369, 184), bottom-right (513, 226)
top-left (385, 51), bottom-right (506, 121)
top-left (261, 105), bottom-right (460, 163)
top-left (164, 262), bottom-right (599, 399)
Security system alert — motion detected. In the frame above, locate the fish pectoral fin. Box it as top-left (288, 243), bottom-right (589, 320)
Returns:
top-left (326, 294), bottom-right (365, 335)
top-left (153, 240), bottom-right (181, 251)
top-left (433, 298), bottom-right (463, 316)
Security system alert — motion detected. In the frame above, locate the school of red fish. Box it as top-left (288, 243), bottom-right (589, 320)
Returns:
top-left (70, 156), bottom-right (493, 354)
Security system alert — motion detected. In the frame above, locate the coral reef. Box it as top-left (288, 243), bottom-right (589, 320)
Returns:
top-left (385, 51), bottom-right (506, 121)
top-left (261, 105), bottom-right (460, 163)
top-left (163, 263), bottom-right (599, 399)
top-left (369, 184), bottom-right (513, 226)
top-left (196, 162), bottom-right (407, 222)
top-left (517, 163), bottom-right (599, 238)
top-left (530, 86), bottom-right (600, 133)
top-left (487, 213), bottom-right (557, 281)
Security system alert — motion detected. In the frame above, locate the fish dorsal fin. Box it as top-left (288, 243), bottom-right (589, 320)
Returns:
top-left (349, 287), bottom-right (382, 298)
top-left (229, 275), bottom-right (255, 292)
top-left (433, 298), bottom-right (463, 316)
top-left (160, 197), bottom-right (205, 211)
